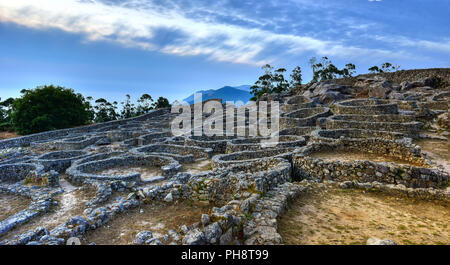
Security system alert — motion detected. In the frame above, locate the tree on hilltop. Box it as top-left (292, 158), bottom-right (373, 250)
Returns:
top-left (11, 85), bottom-right (92, 134)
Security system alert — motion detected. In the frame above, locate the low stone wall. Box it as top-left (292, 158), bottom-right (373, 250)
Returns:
top-left (243, 182), bottom-right (308, 245)
top-left (184, 135), bottom-right (237, 153)
top-left (432, 91), bottom-right (450, 101)
top-left (282, 96), bottom-right (315, 113)
top-left (396, 101), bottom-right (419, 111)
top-left (0, 108), bottom-right (169, 149)
top-left (132, 144), bottom-right (213, 162)
top-left (71, 152), bottom-right (124, 165)
top-left (311, 128), bottom-right (406, 141)
top-left (35, 150), bottom-right (89, 172)
top-left (50, 135), bottom-right (105, 150)
top-left (0, 153), bottom-right (33, 166)
top-left (225, 135), bottom-right (306, 153)
top-left (325, 115), bottom-right (423, 137)
top-left (280, 107), bottom-right (331, 129)
top-left (188, 157), bottom-right (292, 203)
top-left (332, 99), bottom-right (398, 115)
top-left (212, 148), bottom-right (299, 168)
top-left (0, 163), bottom-right (44, 182)
top-left (137, 132), bottom-right (171, 146)
top-left (0, 181), bottom-right (54, 236)
top-left (292, 144), bottom-right (448, 188)
top-left (310, 129), bottom-right (428, 165)
top-left (418, 101), bottom-right (449, 111)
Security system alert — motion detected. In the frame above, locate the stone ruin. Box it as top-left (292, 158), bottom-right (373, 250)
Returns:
top-left (0, 70), bottom-right (448, 245)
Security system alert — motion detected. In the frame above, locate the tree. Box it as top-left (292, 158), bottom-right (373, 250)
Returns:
top-left (11, 85), bottom-right (92, 135)
top-left (136, 93), bottom-right (154, 115)
top-left (272, 68), bottom-right (289, 93)
top-left (250, 64), bottom-right (290, 100)
top-left (96, 98), bottom-right (118, 122)
top-left (0, 97), bottom-right (14, 131)
top-left (310, 57), bottom-right (356, 83)
top-left (152, 97), bottom-right (171, 109)
top-left (343, 63), bottom-right (356, 78)
top-left (368, 62), bottom-right (401, 73)
top-left (368, 66), bottom-right (381, 74)
top-left (120, 94), bottom-right (137, 119)
top-left (381, 62), bottom-right (400, 72)
top-left (85, 96), bottom-right (95, 123)
top-left (290, 66), bottom-right (302, 87)
top-left (94, 98), bottom-right (119, 123)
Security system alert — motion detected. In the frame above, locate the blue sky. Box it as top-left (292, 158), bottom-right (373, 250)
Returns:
top-left (0, 0), bottom-right (449, 103)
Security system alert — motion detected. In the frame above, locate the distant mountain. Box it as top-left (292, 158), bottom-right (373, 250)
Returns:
top-left (183, 85), bottom-right (252, 104)
top-left (233, 85), bottom-right (252, 92)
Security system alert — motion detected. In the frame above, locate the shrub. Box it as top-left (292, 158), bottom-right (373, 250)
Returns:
top-left (11, 85), bottom-right (92, 134)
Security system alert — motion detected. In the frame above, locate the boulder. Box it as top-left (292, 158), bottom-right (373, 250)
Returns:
top-left (182, 228), bottom-right (206, 245)
top-left (366, 237), bottom-right (397, 245)
top-left (204, 222), bottom-right (222, 244)
top-left (368, 81), bottom-right (393, 98)
top-left (219, 228), bottom-right (233, 245)
top-left (134, 231), bottom-right (153, 245)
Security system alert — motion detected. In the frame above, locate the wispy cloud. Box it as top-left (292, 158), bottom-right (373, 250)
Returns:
top-left (0, 0), bottom-right (408, 65)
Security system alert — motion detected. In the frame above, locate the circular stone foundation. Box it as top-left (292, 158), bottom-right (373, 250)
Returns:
top-left (225, 135), bottom-right (306, 153)
top-left (37, 150), bottom-right (89, 172)
top-left (66, 155), bottom-right (181, 183)
top-left (212, 147), bottom-right (299, 168)
top-left (280, 107), bottom-right (331, 129)
top-left (325, 114), bottom-right (422, 137)
top-left (293, 143), bottom-right (448, 188)
top-left (332, 99), bottom-right (398, 115)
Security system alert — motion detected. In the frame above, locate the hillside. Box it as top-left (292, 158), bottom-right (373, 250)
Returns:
top-left (334, 68), bottom-right (450, 88)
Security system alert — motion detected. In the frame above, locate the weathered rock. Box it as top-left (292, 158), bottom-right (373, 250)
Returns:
top-left (134, 231), bottom-right (153, 245)
top-left (366, 237), bottom-right (398, 245)
top-left (182, 229), bottom-right (206, 245)
top-left (219, 228), bottom-right (233, 245)
top-left (201, 214), bottom-right (210, 226)
top-left (164, 192), bottom-right (173, 202)
top-left (204, 222), bottom-right (222, 244)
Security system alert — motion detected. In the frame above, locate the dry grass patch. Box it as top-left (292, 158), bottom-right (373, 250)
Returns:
top-left (183, 159), bottom-right (212, 174)
top-left (278, 187), bottom-right (449, 245)
top-left (82, 200), bottom-right (212, 245)
top-left (0, 194), bottom-right (32, 221)
top-left (0, 131), bottom-right (19, 140)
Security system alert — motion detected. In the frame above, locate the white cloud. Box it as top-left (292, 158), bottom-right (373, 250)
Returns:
top-left (0, 0), bottom-right (405, 65)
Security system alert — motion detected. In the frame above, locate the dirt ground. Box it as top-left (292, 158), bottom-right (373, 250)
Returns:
top-left (0, 182), bottom-right (97, 241)
top-left (82, 200), bottom-right (212, 245)
top-left (414, 136), bottom-right (450, 173)
top-left (0, 131), bottom-right (19, 140)
top-left (0, 194), bottom-right (32, 221)
top-left (278, 187), bottom-right (449, 245)
top-left (183, 159), bottom-right (212, 174)
top-left (98, 166), bottom-right (163, 181)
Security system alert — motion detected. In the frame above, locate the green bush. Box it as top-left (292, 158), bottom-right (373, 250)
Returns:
top-left (11, 85), bottom-right (92, 135)
top-left (152, 96), bottom-right (171, 109)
